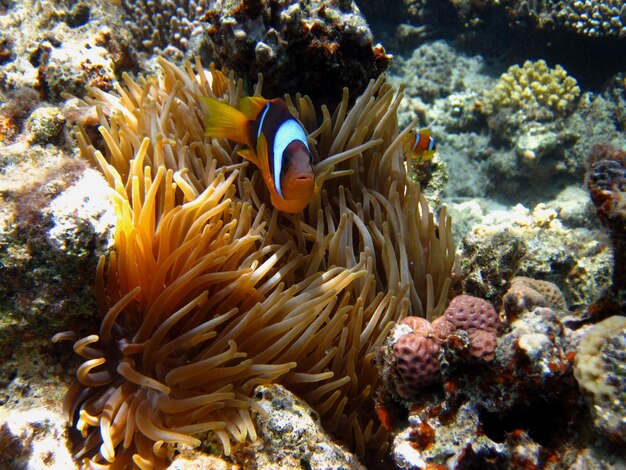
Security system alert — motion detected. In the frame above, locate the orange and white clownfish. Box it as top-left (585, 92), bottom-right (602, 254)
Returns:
top-left (404, 128), bottom-right (437, 161)
top-left (202, 95), bottom-right (315, 213)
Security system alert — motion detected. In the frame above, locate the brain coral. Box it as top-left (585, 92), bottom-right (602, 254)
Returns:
top-left (486, 60), bottom-right (580, 117)
top-left (574, 315), bottom-right (626, 441)
top-left (383, 295), bottom-right (501, 398)
top-left (54, 58), bottom-right (455, 467)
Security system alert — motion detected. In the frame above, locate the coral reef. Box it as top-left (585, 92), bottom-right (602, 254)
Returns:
top-left (574, 315), bottom-right (626, 442)
top-left (587, 144), bottom-right (626, 303)
top-left (118, 0), bottom-right (209, 59)
top-left (459, 226), bottom-right (526, 308)
top-left (485, 60), bottom-right (580, 118)
top-left (388, 39), bottom-right (626, 206)
top-left (457, 201), bottom-right (613, 311)
top-left (0, 151), bottom-right (114, 357)
top-left (452, 0), bottom-right (626, 38)
top-left (384, 294), bottom-right (617, 468)
top-left (53, 58), bottom-right (455, 467)
top-left (235, 384), bottom-right (365, 469)
top-left (379, 294), bottom-right (501, 399)
top-left (503, 276), bottom-right (567, 319)
top-left (0, 0), bottom-right (135, 103)
top-left (482, 60), bottom-right (581, 174)
top-left (203, 0), bottom-right (390, 107)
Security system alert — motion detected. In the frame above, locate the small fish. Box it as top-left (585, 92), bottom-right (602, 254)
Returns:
top-left (404, 128), bottom-right (437, 161)
top-left (203, 95), bottom-right (315, 213)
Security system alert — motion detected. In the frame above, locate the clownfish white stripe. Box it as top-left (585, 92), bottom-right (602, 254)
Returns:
top-left (412, 134), bottom-right (435, 152)
top-left (257, 103), bottom-right (271, 139)
top-left (272, 119), bottom-right (309, 198)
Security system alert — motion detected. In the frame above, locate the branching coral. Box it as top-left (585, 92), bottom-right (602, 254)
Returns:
top-left (54, 57), bottom-right (455, 467)
top-left (485, 60), bottom-right (580, 117)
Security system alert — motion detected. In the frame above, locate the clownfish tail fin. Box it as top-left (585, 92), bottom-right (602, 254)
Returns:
top-left (238, 96), bottom-right (269, 121)
top-left (202, 96), bottom-right (252, 148)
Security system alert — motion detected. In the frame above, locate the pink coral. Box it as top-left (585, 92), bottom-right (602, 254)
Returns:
top-left (442, 294), bottom-right (501, 361)
top-left (393, 333), bottom-right (441, 399)
top-left (389, 295), bottom-right (502, 397)
top-left (443, 294), bottom-right (501, 334)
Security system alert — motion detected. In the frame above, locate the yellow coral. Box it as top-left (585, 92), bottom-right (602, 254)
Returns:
top-left (486, 59), bottom-right (580, 116)
top-left (574, 315), bottom-right (626, 406)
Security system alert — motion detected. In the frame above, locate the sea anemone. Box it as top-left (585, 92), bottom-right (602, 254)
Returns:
top-left (54, 57), bottom-right (455, 468)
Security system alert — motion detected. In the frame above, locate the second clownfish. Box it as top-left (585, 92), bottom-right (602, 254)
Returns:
top-left (404, 128), bottom-right (437, 161)
top-left (203, 95), bottom-right (315, 213)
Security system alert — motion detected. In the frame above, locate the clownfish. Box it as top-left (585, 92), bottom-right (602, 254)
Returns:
top-left (202, 95), bottom-right (315, 213)
top-left (404, 128), bottom-right (437, 161)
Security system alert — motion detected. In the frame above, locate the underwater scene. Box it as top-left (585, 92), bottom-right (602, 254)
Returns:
top-left (0, 0), bottom-right (625, 468)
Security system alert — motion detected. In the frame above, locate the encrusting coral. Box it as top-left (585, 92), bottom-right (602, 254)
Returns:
top-left (53, 57), bottom-right (456, 467)
top-left (503, 276), bottom-right (567, 318)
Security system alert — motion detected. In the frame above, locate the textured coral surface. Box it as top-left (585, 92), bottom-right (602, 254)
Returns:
top-left (380, 295), bottom-right (502, 399)
top-left (574, 315), bottom-right (626, 442)
top-left (587, 144), bottom-right (626, 302)
top-left (203, 0), bottom-right (390, 107)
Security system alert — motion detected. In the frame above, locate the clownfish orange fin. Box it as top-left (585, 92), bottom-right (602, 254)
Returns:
top-left (202, 96), bottom-right (252, 147)
top-left (255, 133), bottom-right (272, 183)
top-left (238, 96), bottom-right (269, 121)
top-left (237, 148), bottom-right (261, 167)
